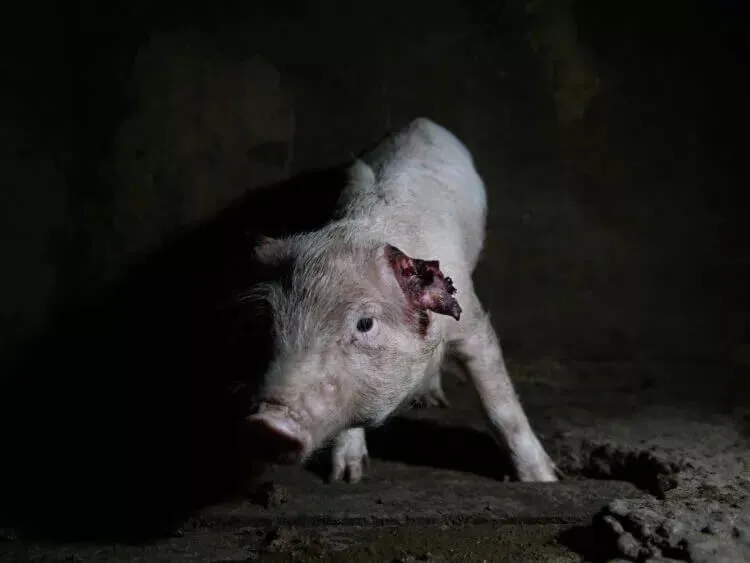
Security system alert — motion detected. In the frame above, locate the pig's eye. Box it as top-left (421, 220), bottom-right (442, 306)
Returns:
top-left (356, 317), bottom-right (375, 333)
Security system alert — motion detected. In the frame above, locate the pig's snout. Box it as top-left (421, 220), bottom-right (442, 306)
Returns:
top-left (246, 407), bottom-right (312, 464)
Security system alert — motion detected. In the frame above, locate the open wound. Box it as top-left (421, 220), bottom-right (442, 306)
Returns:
top-left (386, 245), bottom-right (462, 321)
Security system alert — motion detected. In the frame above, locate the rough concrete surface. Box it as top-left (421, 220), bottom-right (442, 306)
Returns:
top-left (2, 363), bottom-right (748, 561)
top-left (1, 0), bottom-right (748, 562)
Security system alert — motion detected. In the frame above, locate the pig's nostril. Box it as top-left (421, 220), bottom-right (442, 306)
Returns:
top-left (246, 414), bottom-right (306, 464)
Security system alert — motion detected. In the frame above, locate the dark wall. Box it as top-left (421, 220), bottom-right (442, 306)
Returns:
top-left (1, 0), bottom-right (748, 370)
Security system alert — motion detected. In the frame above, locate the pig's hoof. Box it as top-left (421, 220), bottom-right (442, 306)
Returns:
top-left (330, 428), bottom-right (369, 484)
top-left (330, 453), bottom-right (369, 484)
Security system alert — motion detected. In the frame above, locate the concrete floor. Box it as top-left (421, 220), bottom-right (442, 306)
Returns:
top-left (2, 362), bottom-right (748, 561)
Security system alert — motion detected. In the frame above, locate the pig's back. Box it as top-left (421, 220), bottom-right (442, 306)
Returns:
top-left (339, 118), bottom-right (487, 270)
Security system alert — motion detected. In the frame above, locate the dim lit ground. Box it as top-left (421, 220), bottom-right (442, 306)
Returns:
top-left (1, 362), bottom-right (748, 561)
top-left (1, 0), bottom-right (748, 561)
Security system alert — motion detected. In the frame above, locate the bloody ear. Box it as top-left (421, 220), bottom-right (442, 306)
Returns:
top-left (386, 244), bottom-right (462, 321)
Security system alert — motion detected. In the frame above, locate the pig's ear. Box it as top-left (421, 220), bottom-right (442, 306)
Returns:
top-left (254, 236), bottom-right (296, 266)
top-left (385, 244), bottom-right (462, 321)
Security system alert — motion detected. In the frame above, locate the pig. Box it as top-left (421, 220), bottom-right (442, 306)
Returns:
top-left (245, 117), bottom-right (558, 483)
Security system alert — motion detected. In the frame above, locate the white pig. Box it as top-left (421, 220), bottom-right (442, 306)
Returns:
top-left (245, 118), bottom-right (558, 483)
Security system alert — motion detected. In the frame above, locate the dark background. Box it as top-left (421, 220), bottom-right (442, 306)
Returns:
top-left (0, 0), bottom-right (747, 541)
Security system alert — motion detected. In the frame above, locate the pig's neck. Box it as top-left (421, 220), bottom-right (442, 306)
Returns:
top-left (320, 216), bottom-right (421, 257)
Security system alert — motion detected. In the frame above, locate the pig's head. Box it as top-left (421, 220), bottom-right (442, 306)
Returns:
top-left (245, 232), bottom-right (462, 464)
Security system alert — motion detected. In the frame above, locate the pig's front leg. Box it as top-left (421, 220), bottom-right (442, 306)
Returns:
top-left (330, 427), bottom-right (369, 483)
top-left (451, 315), bottom-right (558, 482)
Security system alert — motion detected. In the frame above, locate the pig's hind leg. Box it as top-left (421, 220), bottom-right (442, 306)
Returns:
top-left (329, 427), bottom-right (369, 483)
top-left (412, 352), bottom-right (468, 408)
top-left (413, 362), bottom-right (451, 408)
top-left (415, 371), bottom-right (450, 409)
top-left (448, 310), bottom-right (558, 482)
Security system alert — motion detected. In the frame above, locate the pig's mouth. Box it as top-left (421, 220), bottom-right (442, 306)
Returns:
top-left (245, 403), bottom-right (314, 465)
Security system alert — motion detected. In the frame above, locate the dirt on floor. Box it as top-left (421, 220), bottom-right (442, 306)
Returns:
top-left (1, 360), bottom-right (748, 562)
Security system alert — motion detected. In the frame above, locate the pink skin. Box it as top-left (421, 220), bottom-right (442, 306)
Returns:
top-left (246, 245), bottom-right (462, 466)
top-left (246, 403), bottom-right (312, 464)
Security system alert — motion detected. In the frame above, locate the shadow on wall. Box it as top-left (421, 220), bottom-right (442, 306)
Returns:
top-left (0, 165), bottom-right (348, 541)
